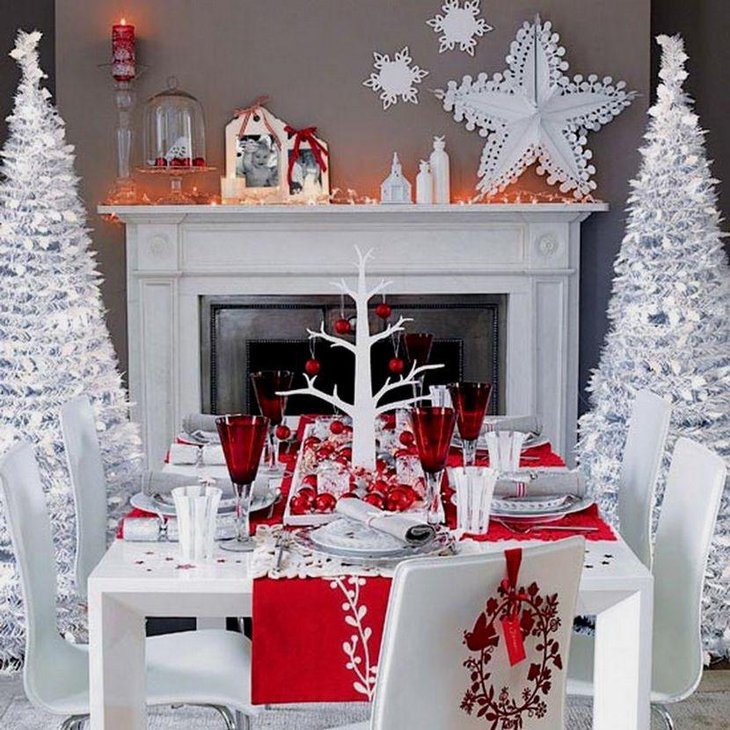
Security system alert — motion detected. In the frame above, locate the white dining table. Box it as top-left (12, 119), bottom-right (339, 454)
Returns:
top-left (88, 529), bottom-right (652, 730)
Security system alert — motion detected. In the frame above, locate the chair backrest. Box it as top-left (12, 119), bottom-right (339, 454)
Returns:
top-left (652, 437), bottom-right (726, 701)
top-left (0, 443), bottom-right (73, 707)
top-left (60, 395), bottom-right (108, 599)
top-left (617, 390), bottom-right (672, 568)
top-left (370, 538), bottom-right (585, 730)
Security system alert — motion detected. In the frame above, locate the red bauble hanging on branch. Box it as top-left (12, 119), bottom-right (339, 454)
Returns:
top-left (304, 358), bottom-right (321, 376)
top-left (334, 318), bottom-right (352, 335)
top-left (375, 302), bottom-right (392, 320)
top-left (388, 356), bottom-right (405, 374)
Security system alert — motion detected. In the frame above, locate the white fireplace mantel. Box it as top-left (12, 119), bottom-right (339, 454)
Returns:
top-left (98, 203), bottom-right (607, 467)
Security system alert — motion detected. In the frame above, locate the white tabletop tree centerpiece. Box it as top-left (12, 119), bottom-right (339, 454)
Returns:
top-left (278, 246), bottom-right (442, 471)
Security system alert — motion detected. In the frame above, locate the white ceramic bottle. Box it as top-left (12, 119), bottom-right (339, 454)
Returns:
top-left (416, 160), bottom-right (433, 205)
top-left (429, 136), bottom-right (450, 204)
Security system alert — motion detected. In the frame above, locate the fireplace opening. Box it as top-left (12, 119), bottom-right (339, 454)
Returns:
top-left (201, 294), bottom-right (506, 417)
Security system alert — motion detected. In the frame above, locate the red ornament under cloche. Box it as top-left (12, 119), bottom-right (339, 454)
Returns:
top-left (329, 420), bottom-right (345, 435)
top-left (388, 357), bottom-right (405, 374)
top-left (275, 424), bottom-right (291, 441)
top-left (334, 318), bottom-right (352, 335)
top-left (304, 358), bottom-right (321, 376)
top-left (375, 302), bottom-right (392, 320)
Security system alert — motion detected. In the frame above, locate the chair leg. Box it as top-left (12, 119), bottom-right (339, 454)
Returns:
top-left (235, 710), bottom-right (252, 730)
top-left (60, 716), bottom-right (88, 730)
top-left (652, 703), bottom-right (675, 730)
top-left (206, 704), bottom-right (238, 730)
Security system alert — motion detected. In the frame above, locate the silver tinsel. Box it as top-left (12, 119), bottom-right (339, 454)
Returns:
top-left (577, 35), bottom-right (730, 658)
top-left (0, 30), bottom-right (142, 669)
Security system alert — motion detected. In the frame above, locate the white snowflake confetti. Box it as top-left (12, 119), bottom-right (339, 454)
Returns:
top-left (436, 15), bottom-right (636, 198)
top-left (427, 0), bottom-right (493, 56)
top-left (363, 46), bottom-right (429, 110)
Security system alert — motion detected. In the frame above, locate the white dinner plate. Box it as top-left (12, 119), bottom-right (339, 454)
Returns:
top-left (490, 496), bottom-right (594, 521)
top-left (129, 489), bottom-right (278, 517)
top-left (309, 518), bottom-right (408, 556)
top-left (491, 494), bottom-right (572, 514)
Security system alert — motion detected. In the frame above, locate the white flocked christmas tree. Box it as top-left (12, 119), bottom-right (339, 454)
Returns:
top-left (0, 30), bottom-right (141, 667)
top-left (577, 35), bottom-right (730, 656)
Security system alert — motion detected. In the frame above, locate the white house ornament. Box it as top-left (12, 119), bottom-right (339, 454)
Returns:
top-left (427, 0), bottom-right (493, 56)
top-left (364, 47), bottom-right (428, 110)
top-left (380, 153), bottom-right (412, 204)
top-left (435, 16), bottom-right (637, 199)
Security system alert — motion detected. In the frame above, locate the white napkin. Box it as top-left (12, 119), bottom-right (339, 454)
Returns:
top-left (168, 443), bottom-right (226, 466)
top-left (482, 415), bottom-right (542, 436)
top-left (142, 470), bottom-right (229, 495)
top-left (494, 468), bottom-right (586, 498)
top-left (182, 413), bottom-right (219, 434)
top-left (335, 498), bottom-right (435, 546)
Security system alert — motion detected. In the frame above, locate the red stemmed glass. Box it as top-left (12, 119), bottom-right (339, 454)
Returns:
top-left (250, 370), bottom-right (293, 472)
top-left (448, 382), bottom-right (493, 466)
top-left (412, 407), bottom-right (456, 525)
top-left (216, 414), bottom-right (269, 552)
top-left (404, 333), bottom-right (434, 400)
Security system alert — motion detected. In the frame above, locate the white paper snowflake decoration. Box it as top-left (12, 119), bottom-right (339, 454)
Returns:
top-left (364, 47), bottom-right (429, 110)
top-left (435, 15), bottom-right (637, 198)
top-left (427, 0), bottom-right (493, 56)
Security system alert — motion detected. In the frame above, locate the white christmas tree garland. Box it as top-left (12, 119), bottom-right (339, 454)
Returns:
top-left (0, 30), bottom-right (142, 667)
top-left (577, 35), bottom-right (730, 657)
top-left (435, 16), bottom-right (636, 198)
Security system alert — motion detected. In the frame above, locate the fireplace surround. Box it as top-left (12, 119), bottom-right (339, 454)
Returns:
top-left (99, 203), bottom-right (606, 466)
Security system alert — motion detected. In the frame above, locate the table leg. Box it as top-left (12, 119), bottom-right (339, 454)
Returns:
top-left (89, 589), bottom-right (146, 730)
top-left (593, 585), bottom-right (653, 730)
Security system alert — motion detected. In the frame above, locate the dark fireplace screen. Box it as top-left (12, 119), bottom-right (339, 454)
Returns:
top-left (201, 294), bottom-right (506, 417)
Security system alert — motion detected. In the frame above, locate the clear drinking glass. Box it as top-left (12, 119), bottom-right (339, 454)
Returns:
top-left (411, 406), bottom-right (456, 525)
top-left (448, 382), bottom-right (493, 467)
top-left (216, 414), bottom-right (269, 552)
top-left (451, 467), bottom-right (498, 535)
top-left (485, 430), bottom-right (526, 473)
top-left (171, 485), bottom-right (222, 561)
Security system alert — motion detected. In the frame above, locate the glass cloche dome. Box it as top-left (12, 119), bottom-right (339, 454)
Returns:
top-left (142, 77), bottom-right (207, 167)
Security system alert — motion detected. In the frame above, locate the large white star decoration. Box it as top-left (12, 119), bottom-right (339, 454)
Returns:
top-left (435, 16), bottom-right (637, 198)
top-left (364, 47), bottom-right (429, 110)
top-left (427, 0), bottom-right (493, 56)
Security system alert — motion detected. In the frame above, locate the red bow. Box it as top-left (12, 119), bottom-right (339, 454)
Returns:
top-left (284, 125), bottom-right (329, 188)
top-left (234, 96), bottom-right (278, 140)
top-left (501, 548), bottom-right (529, 665)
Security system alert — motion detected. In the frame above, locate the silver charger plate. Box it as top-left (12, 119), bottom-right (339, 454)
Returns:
top-left (129, 489), bottom-right (279, 517)
top-left (309, 518), bottom-right (411, 557)
top-left (490, 496), bottom-right (594, 521)
top-left (292, 525), bottom-right (455, 567)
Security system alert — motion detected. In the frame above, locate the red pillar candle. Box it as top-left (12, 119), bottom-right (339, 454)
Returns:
top-left (111, 19), bottom-right (136, 82)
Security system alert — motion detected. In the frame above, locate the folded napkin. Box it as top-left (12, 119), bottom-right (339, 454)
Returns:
top-left (121, 514), bottom-right (236, 542)
top-left (494, 468), bottom-right (586, 498)
top-left (182, 413), bottom-right (219, 435)
top-left (141, 470), bottom-right (228, 495)
top-left (482, 415), bottom-right (542, 436)
top-left (335, 498), bottom-right (435, 546)
top-left (168, 443), bottom-right (226, 466)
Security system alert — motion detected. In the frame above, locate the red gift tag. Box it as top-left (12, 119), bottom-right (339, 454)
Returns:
top-left (501, 614), bottom-right (526, 666)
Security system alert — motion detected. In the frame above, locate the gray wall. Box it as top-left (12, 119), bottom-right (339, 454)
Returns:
top-left (53, 0), bottom-right (652, 410)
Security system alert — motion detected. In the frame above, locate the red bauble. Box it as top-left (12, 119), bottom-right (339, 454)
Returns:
top-left (304, 358), bottom-right (321, 376)
top-left (338, 446), bottom-right (352, 460)
top-left (313, 492), bottom-right (337, 513)
top-left (375, 458), bottom-right (388, 473)
top-left (363, 492), bottom-right (385, 510)
top-left (338, 492), bottom-right (358, 501)
top-left (399, 431), bottom-right (415, 446)
top-left (302, 436), bottom-right (321, 451)
top-left (301, 474), bottom-right (318, 489)
top-left (367, 478), bottom-right (390, 494)
top-left (170, 157), bottom-right (185, 167)
top-left (181, 157), bottom-right (192, 167)
top-left (330, 420), bottom-right (345, 435)
top-left (317, 443), bottom-right (335, 459)
top-left (334, 318), bottom-right (352, 335)
top-left (154, 157), bottom-right (167, 167)
top-left (192, 156), bottom-right (206, 167)
top-left (385, 487), bottom-right (416, 512)
top-left (375, 302), bottom-right (392, 320)
top-left (380, 413), bottom-right (396, 431)
top-left (290, 493), bottom-right (313, 515)
top-left (388, 357), bottom-right (405, 375)
top-left (275, 424), bottom-right (291, 441)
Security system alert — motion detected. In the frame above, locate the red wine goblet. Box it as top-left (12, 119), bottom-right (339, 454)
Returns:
top-left (412, 406), bottom-right (456, 525)
top-left (250, 370), bottom-right (294, 472)
top-left (404, 333), bottom-right (434, 400)
top-left (216, 414), bottom-right (269, 552)
top-left (448, 382), bottom-right (493, 466)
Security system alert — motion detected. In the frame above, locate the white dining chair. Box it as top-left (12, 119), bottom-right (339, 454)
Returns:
top-left (330, 538), bottom-right (585, 730)
top-left (617, 390), bottom-right (672, 568)
top-left (60, 395), bottom-right (108, 600)
top-left (0, 442), bottom-right (257, 730)
top-left (568, 437), bottom-right (727, 729)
